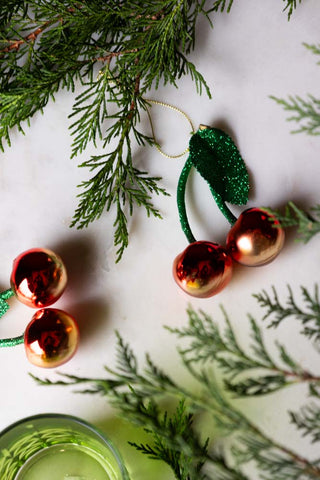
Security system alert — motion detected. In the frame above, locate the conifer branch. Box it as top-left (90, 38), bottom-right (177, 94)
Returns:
top-left (254, 285), bottom-right (320, 342)
top-left (0, 1), bottom-right (303, 260)
top-left (1, 22), bottom-right (52, 52)
top-left (282, 0), bottom-right (302, 20)
top-left (271, 94), bottom-right (320, 135)
top-left (290, 403), bottom-right (320, 444)
top-left (33, 285), bottom-right (320, 479)
top-left (266, 202), bottom-right (320, 244)
top-left (0, 1), bottom-right (214, 260)
top-left (272, 42), bottom-right (320, 134)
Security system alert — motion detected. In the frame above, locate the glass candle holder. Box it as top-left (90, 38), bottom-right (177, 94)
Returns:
top-left (0, 413), bottom-right (130, 480)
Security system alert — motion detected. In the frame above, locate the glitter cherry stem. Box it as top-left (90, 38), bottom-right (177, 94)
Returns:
top-left (177, 156), bottom-right (237, 244)
top-left (0, 334), bottom-right (24, 347)
top-left (0, 288), bottom-right (14, 317)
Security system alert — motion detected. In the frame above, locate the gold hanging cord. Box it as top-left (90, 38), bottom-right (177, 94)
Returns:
top-left (144, 99), bottom-right (195, 159)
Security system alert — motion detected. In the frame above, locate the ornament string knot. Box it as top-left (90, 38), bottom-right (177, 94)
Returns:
top-left (0, 248), bottom-right (79, 367)
top-left (147, 100), bottom-right (285, 298)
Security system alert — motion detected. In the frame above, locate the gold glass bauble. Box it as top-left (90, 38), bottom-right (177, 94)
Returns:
top-left (24, 308), bottom-right (79, 368)
top-left (10, 248), bottom-right (67, 308)
top-left (173, 241), bottom-right (233, 298)
top-left (226, 208), bottom-right (285, 266)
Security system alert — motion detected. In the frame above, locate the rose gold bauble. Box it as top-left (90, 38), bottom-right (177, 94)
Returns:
top-left (10, 248), bottom-right (67, 308)
top-left (226, 208), bottom-right (285, 266)
top-left (173, 241), bottom-right (233, 298)
top-left (24, 308), bottom-right (79, 368)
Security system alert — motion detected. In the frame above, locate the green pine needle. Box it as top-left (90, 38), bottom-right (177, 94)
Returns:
top-left (282, 0), bottom-right (302, 20)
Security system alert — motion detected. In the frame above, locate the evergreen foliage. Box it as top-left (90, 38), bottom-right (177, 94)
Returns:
top-left (0, 1), bottom-right (304, 260)
top-left (272, 43), bottom-right (320, 135)
top-left (33, 284), bottom-right (320, 479)
top-left (283, 0), bottom-right (302, 20)
top-left (266, 202), bottom-right (320, 245)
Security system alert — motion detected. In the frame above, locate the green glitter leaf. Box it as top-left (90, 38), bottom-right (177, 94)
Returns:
top-left (189, 127), bottom-right (249, 205)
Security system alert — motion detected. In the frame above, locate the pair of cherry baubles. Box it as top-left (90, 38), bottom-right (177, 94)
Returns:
top-left (9, 248), bottom-right (78, 368)
top-left (173, 207), bottom-right (285, 298)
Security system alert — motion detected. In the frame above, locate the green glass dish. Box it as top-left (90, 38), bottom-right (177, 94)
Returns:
top-left (0, 414), bottom-right (130, 480)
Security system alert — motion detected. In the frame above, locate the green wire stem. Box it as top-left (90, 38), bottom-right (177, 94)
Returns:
top-left (177, 157), bottom-right (237, 244)
top-left (0, 334), bottom-right (24, 347)
top-left (0, 288), bottom-right (14, 317)
top-left (0, 288), bottom-right (24, 347)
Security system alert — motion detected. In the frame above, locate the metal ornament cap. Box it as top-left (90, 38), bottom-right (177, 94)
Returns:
top-left (173, 241), bottom-right (233, 298)
top-left (24, 308), bottom-right (79, 368)
top-left (10, 248), bottom-right (67, 308)
top-left (226, 207), bottom-right (285, 266)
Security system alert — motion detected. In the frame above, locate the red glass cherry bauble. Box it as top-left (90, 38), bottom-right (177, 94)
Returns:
top-left (10, 248), bottom-right (67, 308)
top-left (24, 308), bottom-right (79, 368)
top-left (173, 241), bottom-right (233, 298)
top-left (226, 207), bottom-right (285, 266)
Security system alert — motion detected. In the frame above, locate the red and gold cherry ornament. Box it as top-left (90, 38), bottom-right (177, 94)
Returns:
top-left (10, 248), bottom-right (67, 308)
top-left (173, 126), bottom-right (284, 298)
top-left (226, 208), bottom-right (285, 266)
top-left (24, 308), bottom-right (79, 368)
top-left (173, 241), bottom-right (233, 298)
top-left (0, 248), bottom-right (79, 367)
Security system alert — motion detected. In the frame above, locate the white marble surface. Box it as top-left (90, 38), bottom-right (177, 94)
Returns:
top-left (1, 2), bottom-right (320, 478)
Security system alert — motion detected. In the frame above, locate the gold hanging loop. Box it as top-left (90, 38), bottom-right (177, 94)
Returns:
top-left (144, 99), bottom-right (195, 159)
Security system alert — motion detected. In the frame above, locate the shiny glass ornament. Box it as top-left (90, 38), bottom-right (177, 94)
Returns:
top-left (10, 248), bottom-right (67, 308)
top-left (173, 241), bottom-right (233, 298)
top-left (226, 208), bottom-right (285, 266)
top-left (24, 308), bottom-right (79, 368)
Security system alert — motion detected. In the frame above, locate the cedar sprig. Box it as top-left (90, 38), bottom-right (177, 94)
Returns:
top-left (168, 306), bottom-right (318, 397)
top-left (271, 94), bottom-right (320, 135)
top-left (33, 285), bottom-right (320, 479)
top-left (0, 1), bottom-right (304, 260)
top-left (283, 0), bottom-right (302, 20)
top-left (31, 342), bottom-right (248, 479)
top-left (129, 400), bottom-right (211, 480)
top-left (0, 1), bottom-right (213, 261)
top-left (290, 403), bottom-right (320, 444)
top-left (254, 284), bottom-right (320, 342)
top-left (271, 42), bottom-right (320, 134)
top-left (266, 202), bottom-right (320, 244)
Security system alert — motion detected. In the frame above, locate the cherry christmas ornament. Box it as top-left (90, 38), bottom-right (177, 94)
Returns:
top-left (0, 248), bottom-right (79, 367)
top-left (173, 124), bottom-right (285, 298)
top-left (10, 248), bottom-right (67, 308)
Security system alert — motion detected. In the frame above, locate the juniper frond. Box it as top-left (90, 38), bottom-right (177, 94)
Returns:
top-left (33, 285), bottom-right (320, 479)
top-left (266, 202), bottom-right (320, 244)
top-left (290, 403), bottom-right (320, 444)
top-left (272, 41), bottom-right (320, 135)
top-left (282, 0), bottom-right (302, 20)
top-left (254, 285), bottom-right (320, 342)
top-left (0, 1), bottom-right (301, 259)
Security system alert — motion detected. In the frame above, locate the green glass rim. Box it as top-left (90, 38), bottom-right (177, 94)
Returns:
top-left (0, 413), bottom-right (130, 479)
